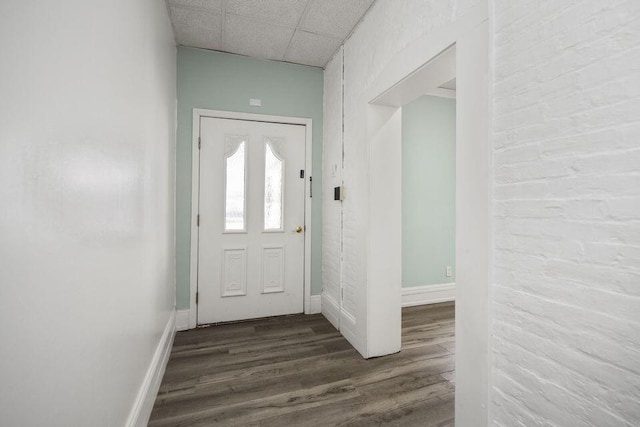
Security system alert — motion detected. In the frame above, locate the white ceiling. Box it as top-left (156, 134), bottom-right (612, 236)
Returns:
top-left (167, 0), bottom-right (376, 68)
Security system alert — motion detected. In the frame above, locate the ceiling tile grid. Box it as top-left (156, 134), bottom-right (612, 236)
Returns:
top-left (285, 30), bottom-right (343, 68)
top-left (299, 0), bottom-right (375, 40)
top-left (226, 0), bottom-right (308, 28)
top-left (224, 14), bottom-right (294, 61)
top-left (167, 0), bottom-right (376, 68)
top-left (169, 5), bottom-right (223, 51)
top-left (168, 0), bottom-right (222, 12)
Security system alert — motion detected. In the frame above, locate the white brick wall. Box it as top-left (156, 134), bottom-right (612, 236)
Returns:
top-left (324, 0), bottom-right (483, 353)
top-left (322, 46), bottom-right (343, 324)
top-left (323, 0), bottom-right (639, 423)
top-left (492, 0), bottom-right (640, 425)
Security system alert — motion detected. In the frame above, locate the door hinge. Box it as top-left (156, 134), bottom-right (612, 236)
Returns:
top-left (309, 176), bottom-right (313, 198)
top-left (196, 292), bottom-right (199, 304)
top-left (197, 214), bottom-right (200, 226)
top-left (198, 136), bottom-right (201, 149)
top-left (341, 288), bottom-right (344, 301)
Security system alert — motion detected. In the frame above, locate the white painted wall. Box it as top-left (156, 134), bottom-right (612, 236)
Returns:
top-left (491, 1), bottom-right (640, 425)
top-left (321, 46), bottom-right (343, 330)
top-left (330, 0), bottom-right (487, 358)
top-left (326, 0), bottom-right (640, 423)
top-left (0, 0), bottom-right (177, 425)
top-left (366, 104), bottom-right (403, 357)
top-left (455, 20), bottom-right (491, 425)
top-left (323, 0), bottom-right (491, 423)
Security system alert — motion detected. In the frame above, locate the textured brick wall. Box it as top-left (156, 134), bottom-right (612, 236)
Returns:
top-left (492, 1), bottom-right (640, 425)
top-left (324, 0), bottom-right (482, 343)
top-left (322, 47), bottom-right (343, 314)
top-left (323, 0), bottom-right (639, 423)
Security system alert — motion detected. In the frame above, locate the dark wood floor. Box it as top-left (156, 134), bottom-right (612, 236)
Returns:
top-left (150, 302), bottom-right (455, 426)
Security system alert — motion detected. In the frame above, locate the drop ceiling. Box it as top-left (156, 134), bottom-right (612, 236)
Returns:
top-left (166, 0), bottom-right (376, 68)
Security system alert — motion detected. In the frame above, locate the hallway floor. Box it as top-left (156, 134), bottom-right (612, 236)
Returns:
top-left (150, 302), bottom-right (455, 426)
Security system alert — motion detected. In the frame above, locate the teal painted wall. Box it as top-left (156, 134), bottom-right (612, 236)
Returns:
top-left (402, 95), bottom-right (456, 287)
top-left (176, 47), bottom-right (324, 309)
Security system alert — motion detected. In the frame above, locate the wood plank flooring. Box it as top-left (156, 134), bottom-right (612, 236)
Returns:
top-left (150, 302), bottom-right (455, 426)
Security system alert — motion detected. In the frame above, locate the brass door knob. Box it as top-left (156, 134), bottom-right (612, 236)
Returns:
top-left (295, 226), bottom-right (303, 233)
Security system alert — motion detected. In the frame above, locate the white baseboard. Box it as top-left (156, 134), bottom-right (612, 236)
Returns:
top-left (321, 293), bottom-right (340, 330)
top-left (308, 295), bottom-right (322, 314)
top-left (339, 309), bottom-right (365, 358)
top-left (176, 309), bottom-right (190, 331)
top-left (402, 283), bottom-right (456, 307)
top-left (126, 310), bottom-right (176, 427)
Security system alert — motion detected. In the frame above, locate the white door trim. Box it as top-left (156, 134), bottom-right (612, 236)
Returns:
top-left (360, 2), bottom-right (491, 424)
top-left (189, 109), bottom-right (313, 329)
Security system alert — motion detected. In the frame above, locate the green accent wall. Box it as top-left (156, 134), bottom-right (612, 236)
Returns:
top-left (176, 47), bottom-right (324, 309)
top-left (402, 95), bottom-right (456, 287)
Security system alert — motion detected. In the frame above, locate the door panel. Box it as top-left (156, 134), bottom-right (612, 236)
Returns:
top-left (198, 117), bottom-right (306, 324)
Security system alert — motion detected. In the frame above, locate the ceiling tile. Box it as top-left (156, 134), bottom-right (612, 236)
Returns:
top-left (167, 0), bottom-right (222, 13)
top-left (225, 0), bottom-right (308, 28)
top-left (169, 5), bottom-right (223, 50)
top-left (224, 15), bottom-right (294, 61)
top-left (284, 31), bottom-right (341, 68)
top-left (299, 0), bottom-right (374, 40)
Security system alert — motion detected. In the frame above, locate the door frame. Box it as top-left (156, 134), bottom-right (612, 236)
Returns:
top-left (188, 108), bottom-right (313, 329)
top-left (361, 9), bottom-right (491, 425)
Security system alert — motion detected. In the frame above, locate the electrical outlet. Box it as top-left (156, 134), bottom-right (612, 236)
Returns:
top-left (446, 266), bottom-right (453, 277)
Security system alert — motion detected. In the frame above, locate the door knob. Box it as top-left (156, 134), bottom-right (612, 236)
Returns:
top-left (295, 226), bottom-right (303, 233)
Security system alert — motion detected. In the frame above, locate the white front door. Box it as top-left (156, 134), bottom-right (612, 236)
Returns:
top-left (197, 117), bottom-right (306, 324)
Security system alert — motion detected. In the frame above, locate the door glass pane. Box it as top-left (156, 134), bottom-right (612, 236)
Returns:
top-left (264, 142), bottom-right (283, 230)
top-left (225, 141), bottom-right (245, 231)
